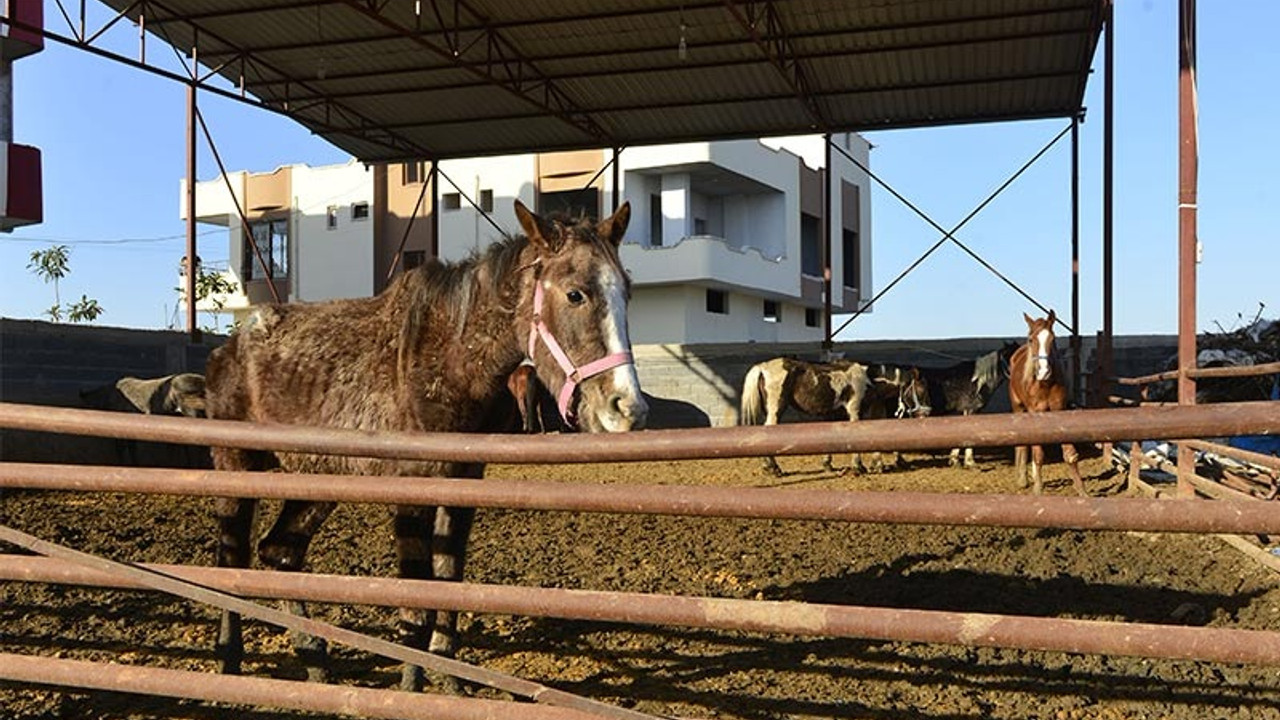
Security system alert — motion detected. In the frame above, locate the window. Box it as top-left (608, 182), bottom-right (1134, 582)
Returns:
top-left (800, 212), bottom-right (821, 277)
top-left (693, 217), bottom-right (707, 235)
top-left (706, 288), bottom-right (728, 315)
top-left (403, 250), bottom-right (427, 270)
top-left (442, 192), bottom-right (462, 210)
top-left (243, 219), bottom-right (288, 280)
top-left (539, 188), bottom-right (599, 219)
top-left (842, 227), bottom-right (860, 291)
top-left (402, 161), bottom-right (426, 185)
top-left (805, 308), bottom-right (820, 328)
top-left (479, 189), bottom-right (494, 213)
top-left (649, 194), bottom-right (663, 247)
top-left (763, 300), bottom-right (780, 323)
top-left (326, 206), bottom-right (338, 230)
top-left (352, 201), bottom-right (370, 221)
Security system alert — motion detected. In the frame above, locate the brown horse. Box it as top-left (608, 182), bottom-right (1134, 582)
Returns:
top-left (1008, 310), bottom-right (1086, 495)
top-left (204, 200), bottom-right (647, 691)
top-left (739, 357), bottom-right (930, 475)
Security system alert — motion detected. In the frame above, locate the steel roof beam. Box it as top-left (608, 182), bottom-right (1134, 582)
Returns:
top-left (323, 68), bottom-right (1082, 136)
top-left (722, 0), bottom-right (827, 130)
top-left (146, 0), bottom-right (339, 26)
top-left (241, 20), bottom-right (1092, 94)
top-left (141, 0), bottom-right (439, 158)
top-left (329, 0), bottom-right (613, 145)
top-left (223, 3), bottom-right (1093, 77)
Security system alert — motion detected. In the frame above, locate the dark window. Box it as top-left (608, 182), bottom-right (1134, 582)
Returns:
top-left (805, 308), bottom-right (820, 328)
top-left (706, 288), bottom-right (728, 315)
top-left (479, 189), bottom-right (494, 213)
top-left (352, 202), bottom-right (370, 221)
top-left (649, 194), bottom-right (663, 246)
top-left (402, 162), bottom-right (425, 185)
top-left (243, 219), bottom-right (288, 280)
top-left (801, 212), bottom-right (821, 277)
top-left (403, 250), bottom-right (427, 270)
top-left (540, 188), bottom-right (599, 219)
top-left (442, 193), bottom-right (462, 210)
top-left (694, 217), bottom-right (707, 235)
top-left (763, 300), bottom-right (780, 323)
top-left (842, 228), bottom-right (859, 290)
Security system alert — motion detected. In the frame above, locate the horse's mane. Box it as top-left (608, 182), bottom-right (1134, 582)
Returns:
top-left (971, 349), bottom-right (1003, 395)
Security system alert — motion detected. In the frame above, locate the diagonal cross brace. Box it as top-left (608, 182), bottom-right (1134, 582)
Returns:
top-left (0, 523), bottom-right (664, 720)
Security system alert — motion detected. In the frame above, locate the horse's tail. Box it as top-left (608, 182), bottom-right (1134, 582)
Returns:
top-left (740, 362), bottom-right (767, 425)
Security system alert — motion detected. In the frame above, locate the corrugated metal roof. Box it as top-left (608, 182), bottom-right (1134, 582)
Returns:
top-left (104, 0), bottom-right (1103, 161)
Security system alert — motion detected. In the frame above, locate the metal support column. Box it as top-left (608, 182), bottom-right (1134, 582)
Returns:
top-left (821, 133), bottom-right (833, 353)
top-left (1071, 115), bottom-right (1081, 402)
top-left (429, 161), bottom-right (439, 259)
top-left (1177, 0), bottom-right (1199, 497)
top-left (1100, 0), bottom-right (1115, 408)
top-left (184, 81), bottom-right (199, 343)
top-left (612, 147), bottom-right (621, 213)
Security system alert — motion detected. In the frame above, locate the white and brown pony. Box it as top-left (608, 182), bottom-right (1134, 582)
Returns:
top-left (1008, 310), bottom-right (1086, 495)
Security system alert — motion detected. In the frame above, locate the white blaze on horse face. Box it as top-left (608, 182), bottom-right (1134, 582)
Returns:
top-left (594, 263), bottom-right (648, 432)
top-left (1034, 328), bottom-right (1052, 381)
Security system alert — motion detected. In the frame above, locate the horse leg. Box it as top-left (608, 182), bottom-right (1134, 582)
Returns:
top-left (763, 406), bottom-right (785, 477)
top-left (258, 499), bottom-right (338, 683)
top-left (1030, 444), bottom-right (1046, 495)
top-left (428, 505), bottom-right (477, 694)
top-left (213, 494), bottom-right (256, 675)
top-left (1062, 442), bottom-right (1087, 496)
top-left (948, 447), bottom-right (961, 467)
top-left (1015, 445), bottom-right (1029, 489)
top-left (963, 446), bottom-right (977, 469)
top-left (393, 504), bottom-right (437, 692)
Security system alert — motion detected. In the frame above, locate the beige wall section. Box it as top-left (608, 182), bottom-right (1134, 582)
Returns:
top-left (539, 150), bottom-right (607, 193)
top-left (243, 166), bottom-right (291, 219)
top-left (375, 162), bottom-right (436, 293)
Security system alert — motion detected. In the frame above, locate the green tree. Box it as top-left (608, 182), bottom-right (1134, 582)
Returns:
top-left (176, 262), bottom-right (240, 333)
top-left (27, 245), bottom-right (70, 320)
top-left (27, 245), bottom-right (105, 323)
top-left (67, 295), bottom-right (105, 323)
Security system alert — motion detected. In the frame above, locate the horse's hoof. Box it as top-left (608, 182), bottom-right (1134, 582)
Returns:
top-left (400, 664), bottom-right (425, 693)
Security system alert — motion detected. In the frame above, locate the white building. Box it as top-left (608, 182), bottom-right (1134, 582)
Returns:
top-left (181, 135), bottom-right (873, 345)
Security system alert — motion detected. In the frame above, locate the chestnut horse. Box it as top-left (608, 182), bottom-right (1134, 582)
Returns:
top-left (739, 357), bottom-right (930, 475)
top-left (204, 200), bottom-right (647, 691)
top-left (1008, 310), bottom-right (1086, 495)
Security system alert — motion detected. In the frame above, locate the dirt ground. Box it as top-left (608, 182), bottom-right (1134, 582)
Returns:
top-left (2, 448), bottom-right (1279, 720)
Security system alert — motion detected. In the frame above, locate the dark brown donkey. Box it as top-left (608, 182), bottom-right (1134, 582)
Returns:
top-left (204, 200), bottom-right (648, 691)
top-left (1008, 310), bottom-right (1086, 495)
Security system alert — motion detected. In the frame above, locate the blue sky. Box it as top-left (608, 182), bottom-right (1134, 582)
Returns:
top-left (2, 1), bottom-right (1277, 340)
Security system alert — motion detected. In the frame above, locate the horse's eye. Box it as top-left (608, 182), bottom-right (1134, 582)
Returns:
top-left (566, 289), bottom-right (586, 305)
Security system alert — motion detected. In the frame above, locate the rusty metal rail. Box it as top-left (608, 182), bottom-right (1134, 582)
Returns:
top-left (1116, 360), bottom-right (1280, 386)
top-left (1, 400), bottom-right (1278, 462)
top-left (3, 461), bottom-right (1280, 534)
top-left (3, 555), bottom-right (1279, 667)
top-left (0, 652), bottom-right (606, 720)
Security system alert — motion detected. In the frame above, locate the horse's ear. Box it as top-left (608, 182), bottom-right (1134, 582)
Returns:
top-left (1047, 308), bottom-right (1056, 326)
top-left (597, 201), bottom-right (631, 247)
top-left (514, 200), bottom-right (563, 254)
top-left (1023, 312), bottom-right (1034, 328)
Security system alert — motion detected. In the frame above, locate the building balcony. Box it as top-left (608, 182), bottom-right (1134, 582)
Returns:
top-left (621, 234), bottom-right (799, 300)
top-left (1, 0), bottom-right (44, 60)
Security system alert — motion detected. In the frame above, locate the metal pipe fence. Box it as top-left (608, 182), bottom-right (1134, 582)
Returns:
top-left (2, 399), bottom-right (1280, 717)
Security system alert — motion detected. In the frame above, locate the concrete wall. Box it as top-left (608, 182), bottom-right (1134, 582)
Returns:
top-left (0, 319), bottom-right (222, 465)
top-left (0, 318), bottom-right (1179, 445)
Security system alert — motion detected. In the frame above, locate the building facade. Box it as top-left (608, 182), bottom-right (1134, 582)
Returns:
top-left (181, 135), bottom-right (873, 345)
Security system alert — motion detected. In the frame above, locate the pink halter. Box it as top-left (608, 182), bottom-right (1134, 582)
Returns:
top-left (526, 279), bottom-right (634, 425)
